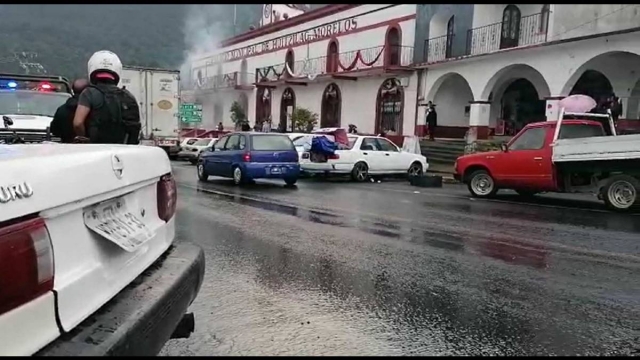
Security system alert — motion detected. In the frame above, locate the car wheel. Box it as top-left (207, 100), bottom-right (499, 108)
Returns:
top-left (197, 162), bottom-right (209, 181)
top-left (285, 177), bottom-right (298, 186)
top-left (602, 174), bottom-right (639, 212)
top-left (350, 162), bottom-right (369, 182)
top-left (407, 162), bottom-right (423, 177)
top-left (232, 166), bottom-right (244, 185)
top-left (467, 169), bottom-right (498, 198)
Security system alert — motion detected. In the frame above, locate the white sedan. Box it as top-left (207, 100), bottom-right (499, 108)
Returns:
top-left (296, 135), bottom-right (428, 182)
top-left (177, 137), bottom-right (218, 164)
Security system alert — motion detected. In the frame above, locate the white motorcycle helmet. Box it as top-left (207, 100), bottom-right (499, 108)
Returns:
top-left (87, 50), bottom-right (122, 83)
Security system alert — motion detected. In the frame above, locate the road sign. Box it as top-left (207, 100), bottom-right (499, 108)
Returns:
top-left (180, 102), bottom-right (203, 123)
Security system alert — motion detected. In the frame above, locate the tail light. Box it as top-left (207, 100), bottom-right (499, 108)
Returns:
top-left (0, 216), bottom-right (54, 316)
top-left (157, 173), bottom-right (177, 222)
top-left (328, 153), bottom-right (340, 160)
top-left (242, 153), bottom-right (251, 162)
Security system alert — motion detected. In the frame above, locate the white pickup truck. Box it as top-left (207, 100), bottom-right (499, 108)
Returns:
top-left (0, 143), bottom-right (204, 355)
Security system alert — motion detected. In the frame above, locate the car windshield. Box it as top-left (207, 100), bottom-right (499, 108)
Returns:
top-left (0, 90), bottom-right (70, 117)
top-left (252, 135), bottom-right (295, 151)
top-left (193, 138), bottom-right (212, 146)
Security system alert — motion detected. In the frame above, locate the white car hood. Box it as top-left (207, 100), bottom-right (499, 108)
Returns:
top-left (2, 114), bottom-right (53, 130)
top-left (0, 144), bottom-right (171, 222)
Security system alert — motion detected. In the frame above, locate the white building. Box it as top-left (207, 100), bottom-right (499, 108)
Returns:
top-left (414, 4), bottom-right (640, 141)
top-left (188, 4), bottom-right (418, 138)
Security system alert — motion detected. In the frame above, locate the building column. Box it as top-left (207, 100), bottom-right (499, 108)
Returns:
top-left (545, 96), bottom-right (565, 121)
top-left (468, 101), bottom-right (491, 142)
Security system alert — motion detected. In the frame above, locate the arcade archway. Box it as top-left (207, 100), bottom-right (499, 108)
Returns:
top-left (375, 78), bottom-right (404, 135)
top-left (279, 87), bottom-right (296, 132)
top-left (321, 83), bottom-right (342, 128)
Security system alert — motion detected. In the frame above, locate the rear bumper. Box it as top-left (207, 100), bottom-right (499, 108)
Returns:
top-left (244, 163), bottom-right (301, 179)
top-left (36, 242), bottom-right (205, 356)
top-left (177, 151), bottom-right (198, 160)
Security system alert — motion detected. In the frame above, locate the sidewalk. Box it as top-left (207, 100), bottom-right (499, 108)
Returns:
top-left (426, 163), bottom-right (458, 184)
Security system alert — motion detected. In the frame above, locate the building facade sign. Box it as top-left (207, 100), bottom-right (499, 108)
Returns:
top-left (213, 17), bottom-right (359, 63)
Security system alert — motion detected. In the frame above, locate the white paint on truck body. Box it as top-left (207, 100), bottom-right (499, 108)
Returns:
top-left (119, 66), bottom-right (181, 141)
top-left (553, 134), bottom-right (640, 162)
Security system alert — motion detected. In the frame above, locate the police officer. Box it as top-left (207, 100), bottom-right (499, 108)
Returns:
top-left (73, 50), bottom-right (140, 144)
top-left (50, 78), bottom-right (89, 143)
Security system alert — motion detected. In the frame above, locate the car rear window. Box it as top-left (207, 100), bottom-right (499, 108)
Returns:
top-left (252, 135), bottom-right (295, 151)
top-left (558, 124), bottom-right (605, 139)
top-left (347, 137), bottom-right (357, 150)
top-left (193, 138), bottom-right (211, 146)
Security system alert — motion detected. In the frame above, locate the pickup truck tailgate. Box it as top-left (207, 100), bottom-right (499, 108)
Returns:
top-left (0, 144), bottom-right (175, 337)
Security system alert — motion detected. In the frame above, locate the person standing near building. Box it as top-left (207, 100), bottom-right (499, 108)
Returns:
top-left (426, 101), bottom-right (438, 141)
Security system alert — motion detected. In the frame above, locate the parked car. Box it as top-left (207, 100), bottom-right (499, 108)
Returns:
top-left (0, 143), bottom-right (205, 355)
top-left (177, 137), bottom-right (218, 164)
top-left (197, 132), bottom-right (300, 186)
top-left (455, 110), bottom-right (640, 212)
top-left (297, 133), bottom-right (428, 182)
top-left (286, 132), bottom-right (308, 142)
top-left (179, 137), bottom-right (200, 148)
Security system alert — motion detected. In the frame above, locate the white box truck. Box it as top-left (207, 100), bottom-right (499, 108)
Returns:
top-left (119, 66), bottom-right (181, 158)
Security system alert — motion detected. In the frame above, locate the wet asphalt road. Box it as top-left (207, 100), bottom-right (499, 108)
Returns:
top-left (161, 161), bottom-right (640, 356)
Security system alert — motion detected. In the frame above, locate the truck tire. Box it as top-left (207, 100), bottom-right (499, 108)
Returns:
top-left (467, 169), bottom-right (498, 198)
top-left (601, 174), bottom-right (639, 212)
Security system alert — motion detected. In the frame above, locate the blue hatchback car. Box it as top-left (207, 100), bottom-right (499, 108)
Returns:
top-left (197, 132), bottom-right (301, 186)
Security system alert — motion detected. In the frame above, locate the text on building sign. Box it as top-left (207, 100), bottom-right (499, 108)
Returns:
top-left (213, 17), bottom-right (359, 63)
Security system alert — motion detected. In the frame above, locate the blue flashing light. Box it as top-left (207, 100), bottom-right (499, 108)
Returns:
top-left (7, 81), bottom-right (17, 88)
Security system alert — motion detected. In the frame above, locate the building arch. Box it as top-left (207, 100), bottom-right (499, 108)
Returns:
top-left (279, 87), bottom-right (296, 132)
top-left (240, 59), bottom-right (248, 86)
top-left (326, 39), bottom-right (339, 73)
top-left (321, 83), bottom-right (342, 128)
top-left (500, 5), bottom-right (521, 49)
top-left (255, 87), bottom-right (272, 126)
top-left (480, 64), bottom-right (550, 101)
top-left (426, 73), bottom-right (474, 136)
top-left (385, 25), bottom-right (402, 66)
top-left (428, 9), bottom-right (456, 61)
top-left (560, 51), bottom-right (640, 99)
top-left (375, 78), bottom-right (404, 135)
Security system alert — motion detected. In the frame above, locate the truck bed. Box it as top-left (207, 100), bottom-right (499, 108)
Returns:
top-left (552, 134), bottom-right (640, 163)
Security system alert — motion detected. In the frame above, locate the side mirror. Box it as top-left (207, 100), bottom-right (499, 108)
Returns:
top-left (500, 142), bottom-right (508, 152)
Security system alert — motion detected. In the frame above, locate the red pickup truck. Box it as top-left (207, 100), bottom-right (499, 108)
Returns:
top-left (454, 117), bottom-right (640, 211)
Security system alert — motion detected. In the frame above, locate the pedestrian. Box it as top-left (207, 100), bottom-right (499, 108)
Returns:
top-left (72, 50), bottom-right (141, 144)
top-left (262, 116), bottom-right (272, 132)
top-left (50, 78), bottom-right (89, 143)
top-left (611, 95), bottom-right (623, 122)
top-left (426, 101), bottom-right (438, 140)
top-left (241, 122), bottom-right (251, 131)
top-left (217, 122), bottom-right (224, 131)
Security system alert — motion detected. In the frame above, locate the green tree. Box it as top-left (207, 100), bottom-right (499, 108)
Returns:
top-left (230, 101), bottom-right (247, 129)
top-left (291, 107), bottom-right (318, 132)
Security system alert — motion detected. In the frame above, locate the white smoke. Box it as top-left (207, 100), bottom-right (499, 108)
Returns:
top-left (179, 4), bottom-right (228, 91)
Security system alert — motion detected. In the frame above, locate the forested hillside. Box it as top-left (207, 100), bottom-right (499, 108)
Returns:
top-left (0, 4), bottom-right (325, 80)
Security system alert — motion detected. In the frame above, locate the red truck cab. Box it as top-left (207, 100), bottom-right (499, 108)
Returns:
top-left (454, 120), bottom-right (605, 197)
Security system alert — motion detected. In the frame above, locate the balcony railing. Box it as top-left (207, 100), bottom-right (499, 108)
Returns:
top-left (255, 45), bottom-right (414, 83)
top-left (466, 11), bottom-right (548, 56)
top-left (194, 71), bottom-right (254, 91)
top-left (423, 34), bottom-right (452, 63)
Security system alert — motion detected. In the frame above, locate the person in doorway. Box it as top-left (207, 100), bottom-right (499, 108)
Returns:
top-left (73, 50), bottom-right (141, 144)
top-left (611, 95), bottom-right (623, 122)
top-left (217, 122), bottom-right (224, 131)
top-left (241, 122), bottom-right (251, 131)
top-left (50, 78), bottom-right (89, 143)
top-left (426, 101), bottom-right (438, 140)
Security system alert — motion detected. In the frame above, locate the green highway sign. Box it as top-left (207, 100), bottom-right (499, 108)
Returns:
top-left (180, 102), bottom-right (203, 123)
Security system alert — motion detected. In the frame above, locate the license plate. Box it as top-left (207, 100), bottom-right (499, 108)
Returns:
top-left (270, 167), bottom-right (281, 174)
top-left (159, 140), bottom-right (177, 146)
top-left (83, 197), bottom-right (155, 252)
